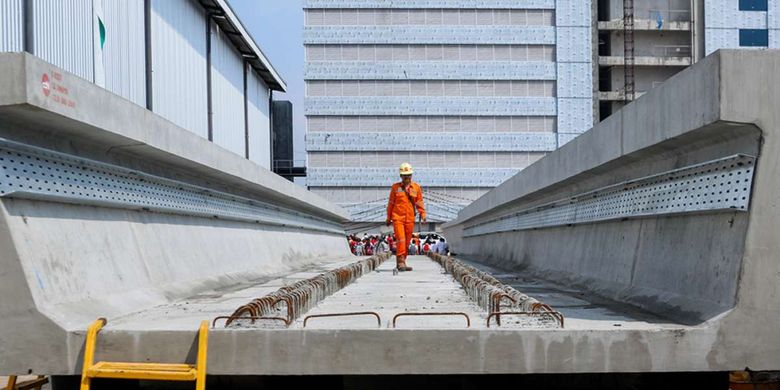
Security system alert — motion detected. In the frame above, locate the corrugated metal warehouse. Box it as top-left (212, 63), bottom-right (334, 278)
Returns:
top-left (0, 0), bottom-right (285, 169)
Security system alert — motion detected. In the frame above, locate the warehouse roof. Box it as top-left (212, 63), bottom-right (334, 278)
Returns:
top-left (198, 0), bottom-right (287, 91)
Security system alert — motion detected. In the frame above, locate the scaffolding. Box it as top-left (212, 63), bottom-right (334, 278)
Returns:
top-left (623, 0), bottom-right (635, 103)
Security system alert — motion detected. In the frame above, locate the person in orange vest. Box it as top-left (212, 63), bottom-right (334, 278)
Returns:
top-left (385, 163), bottom-right (426, 271)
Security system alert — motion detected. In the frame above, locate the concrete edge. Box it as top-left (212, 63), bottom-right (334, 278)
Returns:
top-left (0, 52), bottom-right (347, 223)
top-left (450, 50), bottom-right (724, 227)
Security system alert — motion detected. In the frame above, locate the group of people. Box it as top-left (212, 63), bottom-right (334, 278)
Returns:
top-left (347, 232), bottom-right (449, 257)
top-left (347, 234), bottom-right (391, 256)
top-left (407, 233), bottom-right (450, 256)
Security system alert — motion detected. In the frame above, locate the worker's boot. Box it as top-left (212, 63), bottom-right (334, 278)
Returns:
top-left (396, 255), bottom-right (407, 272)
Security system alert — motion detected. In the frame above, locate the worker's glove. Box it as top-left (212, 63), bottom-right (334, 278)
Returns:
top-left (385, 219), bottom-right (392, 226)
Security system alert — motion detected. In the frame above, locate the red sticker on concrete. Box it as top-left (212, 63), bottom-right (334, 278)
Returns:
top-left (42, 73), bottom-right (51, 97)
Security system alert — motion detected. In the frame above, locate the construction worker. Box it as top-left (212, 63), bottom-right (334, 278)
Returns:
top-left (386, 162), bottom-right (426, 271)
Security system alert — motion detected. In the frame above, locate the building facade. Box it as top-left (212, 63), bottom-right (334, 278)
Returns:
top-left (596, 0), bottom-right (695, 118)
top-left (597, 0), bottom-right (780, 119)
top-left (0, 0), bottom-right (284, 169)
top-left (303, 0), bottom-right (596, 223)
top-left (704, 0), bottom-right (780, 54)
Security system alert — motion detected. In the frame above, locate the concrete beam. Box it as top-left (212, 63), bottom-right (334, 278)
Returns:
top-left (0, 53), bottom-right (352, 374)
top-left (0, 53), bottom-right (346, 223)
top-left (445, 50), bottom-right (780, 372)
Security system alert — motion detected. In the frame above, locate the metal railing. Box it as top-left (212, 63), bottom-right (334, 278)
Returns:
top-left (651, 44), bottom-right (692, 57)
top-left (647, 9), bottom-right (691, 23)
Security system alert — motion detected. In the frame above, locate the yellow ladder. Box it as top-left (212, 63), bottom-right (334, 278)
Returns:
top-left (80, 318), bottom-right (208, 390)
top-left (4, 375), bottom-right (47, 390)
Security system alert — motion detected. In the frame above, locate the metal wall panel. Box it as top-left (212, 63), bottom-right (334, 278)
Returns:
top-left (705, 28), bottom-right (740, 55)
top-left (0, 0), bottom-right (23, 52)
top-left (556, 0), bottom-right (592, 27)
top-left (308, 80), bottom-right (555, 97)
top-left (303, 0), bottom-right (555, 9)
top-left (308, 167), bottom-right (519, 187)
top-left (303, 26), bottom-right (556, 45)
top-left (770, 0), bottom-right (780, 29)
top-left (32, 0), bottom-right (94, 82)
top-left (556, 63), bottom-right (592, 98)
top-left (304, 97), bottom-right (557, 116)
top-left (151, 0), bottom-right (208, 138)
top-left (211, 23), bottom-right (246, 156)
top-left (706, 2), bottom-right (768, 28)
top-left (555, 27), bottom-right (592, 63)
top-left (557, 132), bottom-right (580, 146)
top-left (248, 69), bottom-right (271, 169)
top-left (101, 0), bottom-right (145, 106)
top-left (771, 29), bottom-right (780, 47)
top-left (556, 0), bottom-right (594, 135)
top-left (557, 98), bottom-right (593, 134)
top-left (304, 61), bottom-right (556, 80)
top-left (306, 132), bottom-right (557, 152)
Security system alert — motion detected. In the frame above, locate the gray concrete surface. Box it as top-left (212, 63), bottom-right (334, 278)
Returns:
top-left (445, 49), bottom-right (780, 372)
top-left (289, 255), bottom-right (522, 330)
top-left (85, 255), bottom-right (684, 375)
top-left (2, 50), bottom-right (780, 377)
top-left (0, 53), bottom-right (352, 375)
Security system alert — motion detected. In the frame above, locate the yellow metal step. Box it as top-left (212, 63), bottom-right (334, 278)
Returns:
top-left (79, 318), bottom-right (208, 390)
top-left (87, 362), bottom-right (197, 381)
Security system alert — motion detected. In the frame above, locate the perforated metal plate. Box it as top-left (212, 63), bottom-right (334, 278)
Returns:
top-left (0, 139), bottom-right (343, 234)
top-left (306, 132), bottom-right (557, 152)
top-left (304, 97), bottom-right (557, 116)
top-left (304, 61), bottom-right (557, 81)
top-left (463, 155), bottom-right (756, 237)
top-left (303, 26), bottom-right (556, 45)
top-left (308, 168), bottom-right (519, 187)
top-left (303, 0), bottom-right (555, 9)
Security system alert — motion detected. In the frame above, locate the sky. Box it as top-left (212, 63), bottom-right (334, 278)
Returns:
top-left (228, 0), bottom-right (308, 174)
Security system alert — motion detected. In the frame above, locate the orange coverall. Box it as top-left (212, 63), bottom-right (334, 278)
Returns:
top-left (387, 182), bottom-right (426, 260)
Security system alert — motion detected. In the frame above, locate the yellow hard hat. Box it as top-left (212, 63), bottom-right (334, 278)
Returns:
top-left (399, 162), bottom-right (413, 175)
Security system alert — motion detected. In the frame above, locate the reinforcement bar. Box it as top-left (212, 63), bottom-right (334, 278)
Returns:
top-left (428, 253), bottom-right (563, 327)
top-left (219, 253), bottom-right (391, 327)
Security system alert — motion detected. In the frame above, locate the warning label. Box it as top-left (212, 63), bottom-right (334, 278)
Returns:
top-left (42, 71), bottom-right (76, 109)
top-left (41, 73), bottom-right (50, 97)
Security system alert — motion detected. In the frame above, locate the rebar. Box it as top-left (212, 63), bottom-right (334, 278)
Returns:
top-left (219, 252), bottom-right (391, 327)
top-left (303, 311), bottom-right (382, 328)
top-left (428, 253), bottom-right (564, 328)
top-left (392, 312), bottom-right (471, 328)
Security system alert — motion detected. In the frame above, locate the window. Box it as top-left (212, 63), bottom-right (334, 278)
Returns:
top-left (739, 29), bottom-right (769, 46)
top-left (739, 0), bottom-right (768, 11)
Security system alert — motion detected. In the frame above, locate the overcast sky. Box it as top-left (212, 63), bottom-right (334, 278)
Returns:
top-left (228, 0), bottom-right (307, 173)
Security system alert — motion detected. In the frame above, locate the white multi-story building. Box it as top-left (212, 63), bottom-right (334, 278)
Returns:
top-left (303, 0), bottom-right (595, 225)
